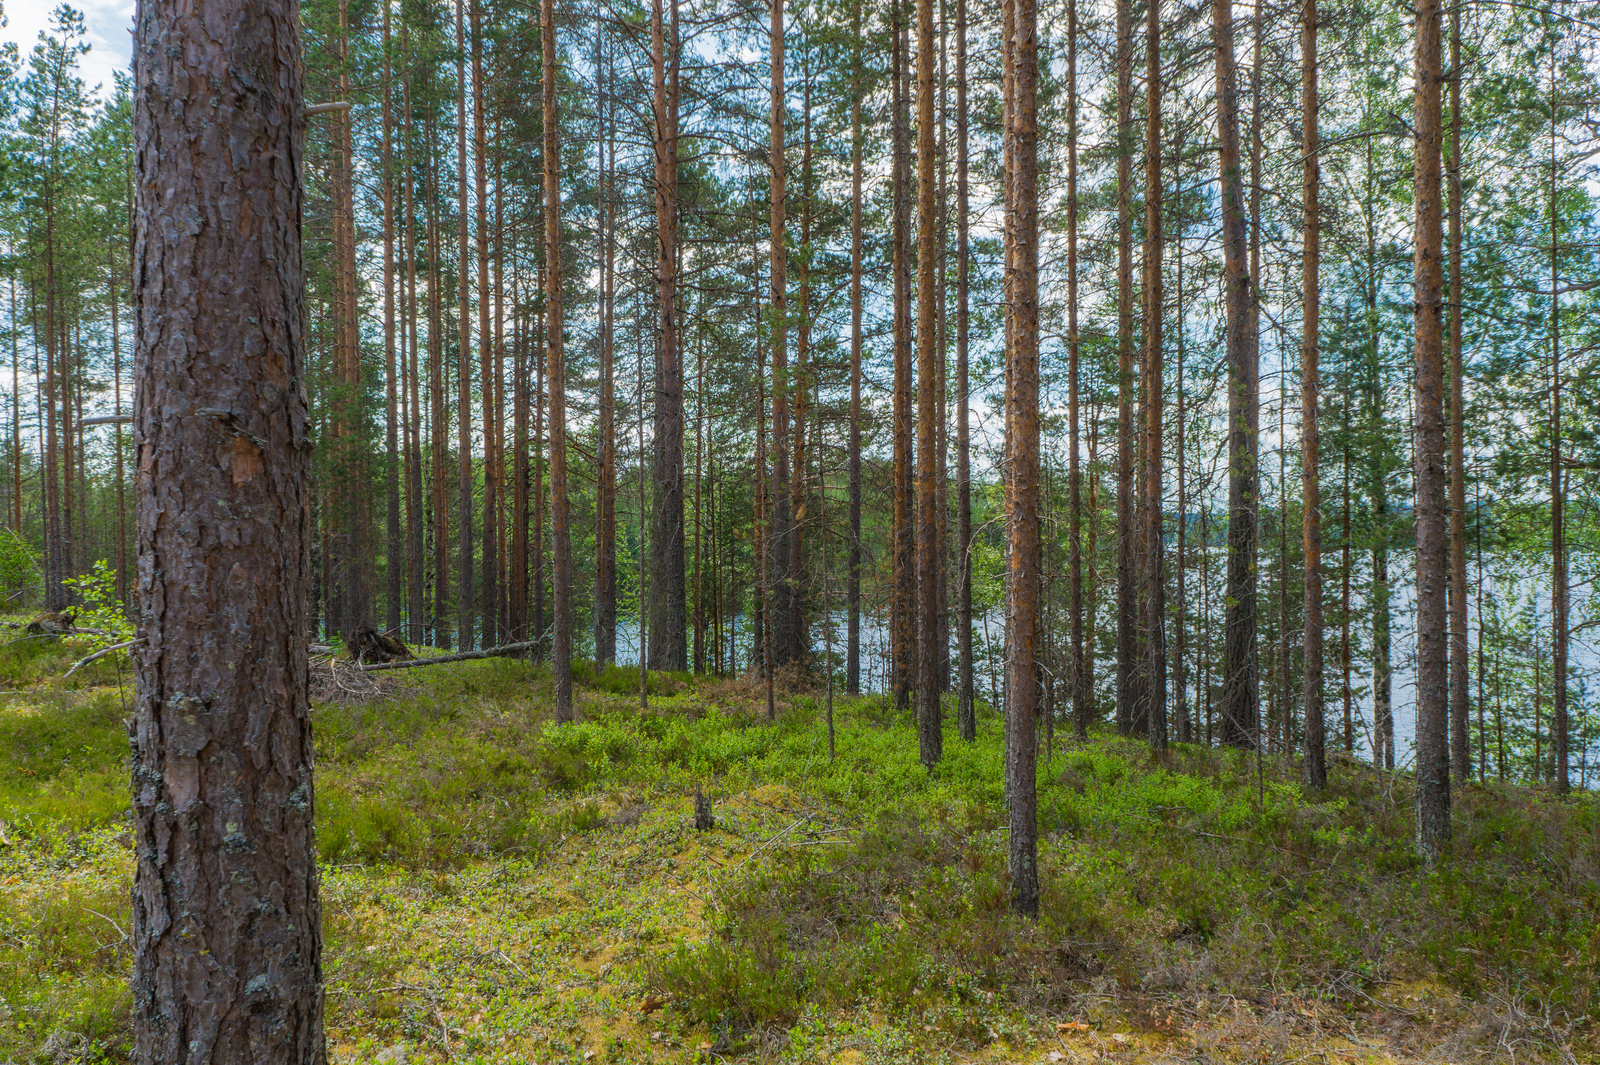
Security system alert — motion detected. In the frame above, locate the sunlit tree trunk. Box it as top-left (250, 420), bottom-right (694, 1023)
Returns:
top-left (545, 0), bottom-right (574, 719)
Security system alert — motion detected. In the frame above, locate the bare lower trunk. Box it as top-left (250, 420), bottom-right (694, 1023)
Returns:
top-left (131, 1), bottom-right (322, 1054)
top-left (956, 0), bottom-right (974, 738)
top-left (916, 0), bottom-right (942, 768)
top-left (847, 2), bottom-right (863, 695)
top-left (1114, 0), bottom-right (1136, 735)
top-left (1142, 0), bottom-right (1167, 749)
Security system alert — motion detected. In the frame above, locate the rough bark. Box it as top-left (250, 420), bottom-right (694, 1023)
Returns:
top-left (1550, 61), bottom-right (1568, 795)
top-left (130, 0), bottom-right (323, 1055)
top-left (1413, 0), bottom-right (1451, 859)
top-left (384, 4), bottom-right (402, 635)
top-left (474, 0), bottom-right (499, 649)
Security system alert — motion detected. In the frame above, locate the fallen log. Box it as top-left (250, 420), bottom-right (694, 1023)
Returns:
top-left (356, 640), bottom-right (539, 672)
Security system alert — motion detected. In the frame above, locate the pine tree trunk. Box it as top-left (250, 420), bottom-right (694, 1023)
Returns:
top-left (1412, 0), bottom-right (1451, 858)
top-left (769, 0), bottom-right (793, 670)
top-left (847, 3), bottom-right (864, 696)
top-left (1142, 0), bottom-right (1167, 749)
top-left (790, 69), bottom-right (813, 669)
top-left (1446, 0), bottom-right (1469, 782)
top-left (1003, 0), bottom-right (1041, 918)
top-left (916, 0), bottom-right (942, 768)
top-left (130, 0), bottom-right (322, 1053)
top-left (891, 0), bottom-right (915, 711)
top-left (956, 0), bottom-right (975, 739)
top-left (545, 0), bottom-right (573, 719)
top-left (649, 0), bottom-right (687, 670)
top-left (384, 4), bottom-right (403, 636)
top-left (1549, 59), bottom-right (1568, 795)
top-left (1301, 0), bottom-right (1325, 787)
top-left (595, 23), bottom-right (617, 666)
top-left (1066, 0), bottom-right (1084, 741)
top-left (427, 125), bottom-right (451, 649)
top-left (1114, 0), bottom-right (1136, 736)
top-left (1217, 0), bottom-right (1259, 749)
top-left (474, 0), bottom-right (500, 649)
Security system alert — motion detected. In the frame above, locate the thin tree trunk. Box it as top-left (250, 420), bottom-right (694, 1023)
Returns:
top-left (475, 0), bottom-right (499, 648)
top-left (545, 0), bottom-right (574, 719)
top-left (428, 123), bottom-right (451, 649)
top-left (790, 66), bottom-right (813, 668)
top-left (1301, 0), bottom-right (1325, 787)
top-left (130, 0), bottom-right (322, 1053)
top-left (916, 0), bottom-right (942, 767)
top-left (957, 0), bottom-right (975, 738)
top-left (595, 26), bottom-right (617, 665)
top-left (1142, 0), bottom-right (1167, 749)
top-left (1549, 55), bottom-right (1568, 795)
top-left (1217, 0), bottom-right (1258, 749)
top-left (847, 1), bottom-right (863, 696)
top-left (1114, 0), bottom-right (1136, 736)
top-left (769, 0), bottom-right (793, 670)
top-left (891, 0), bottom-right (915, 711)
top-left (1412, 0), bottom-right (1451, 858)
top-left (455, 0), bottom-right (475, 651)
top-left (1003, 0), bottom-right (1041, 917)
top-left (1066, 0), bottom-right (1084, 741)
top-left (1446, 0), bottom-right (1469, 782)
top-left (383, 4), bottom-right (403, 635)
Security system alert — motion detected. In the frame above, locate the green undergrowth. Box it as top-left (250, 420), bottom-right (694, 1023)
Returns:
top-left (0, 634), bottom-right (1596, 1063)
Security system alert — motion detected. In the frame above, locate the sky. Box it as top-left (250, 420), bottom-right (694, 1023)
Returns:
top-left (3, 0), bottom-right (133, 101)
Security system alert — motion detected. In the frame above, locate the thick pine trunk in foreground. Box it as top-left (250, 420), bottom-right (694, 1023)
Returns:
top-left (1217, 0), bottom-right (1258, 749)
top-left (131, 0), bottom-right (323, 1056)
top-left (1412, 0), bottom-right (1451, 859)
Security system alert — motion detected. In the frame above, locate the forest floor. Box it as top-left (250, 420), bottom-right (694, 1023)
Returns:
top-left (0, 627), bottom-right (1596, 1065)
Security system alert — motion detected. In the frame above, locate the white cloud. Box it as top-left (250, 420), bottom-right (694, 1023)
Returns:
top-left (3, 0), bottom-right (134, 103)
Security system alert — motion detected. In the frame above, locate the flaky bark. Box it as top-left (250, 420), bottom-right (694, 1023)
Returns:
top-left (847, 1), bottom-right (863, 695)
top-left (455, 0), bottom-right (475, 650)
top-left (130, 0), bottom-right (322, 1056)
top-left (956, 0), bottom-right (974, 738)
top-left (1446, 0), bottom-right (1468, 782)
